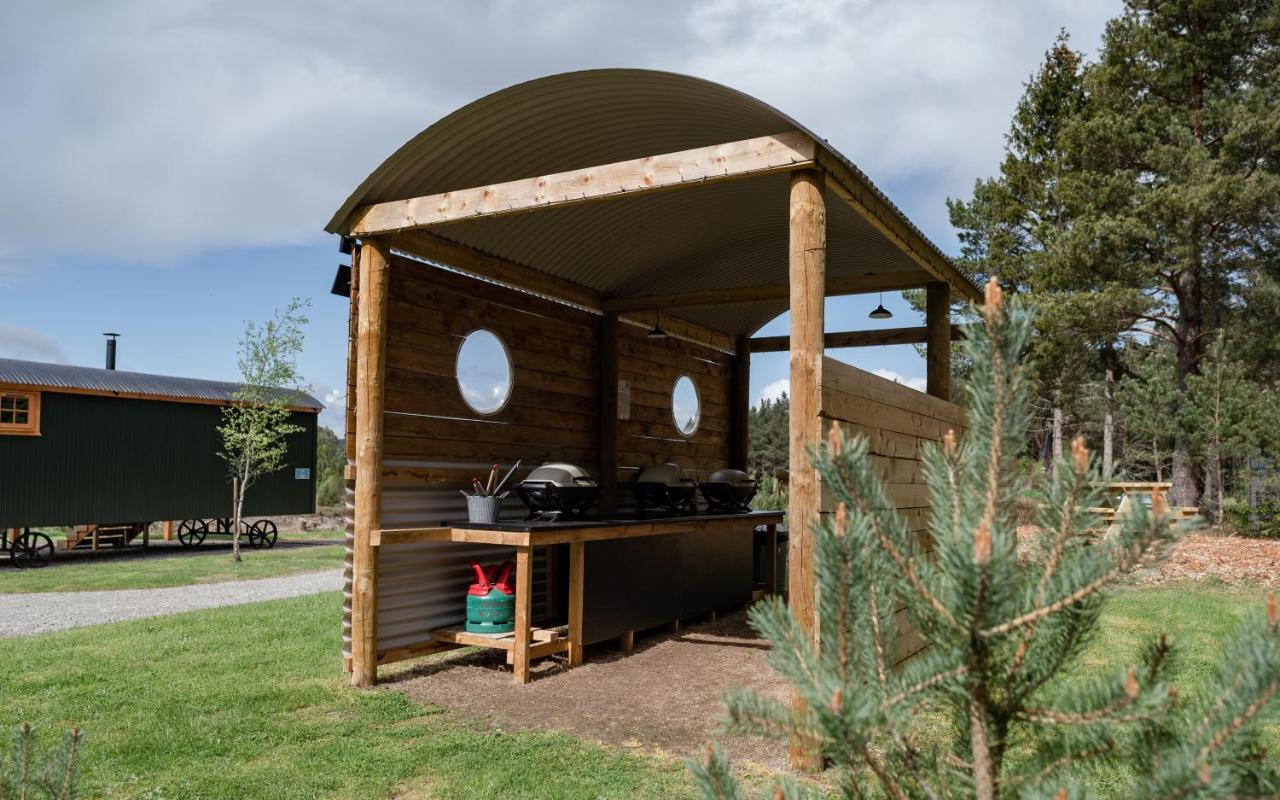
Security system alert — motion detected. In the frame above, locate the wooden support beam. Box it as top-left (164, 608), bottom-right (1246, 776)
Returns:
top-left (568, 541), bottom-right (585, 667)
top-left (730, 336), bottom-right (750, 471)
top-left (351, 239), bottom-right (391, 688)
top-left (601, 270), bottom-right (933, 313)
top-left (787, 169), bottom-right (825, 772)
top-left (387, 233), bottom-right (737, 354)
top-left (616, 311), bottom-right (737, 354)
top-left (926, 281), bottom-right (952, 401)
top-left (352, 132), bottom-right (816, 236)
top-left (817, 152), bottom-right (982, 304)
top-left (389, 230), bottom-right (602, 310)
top-left (598, 313), bottom-right (619, 516)
top-left (513, 546), bottom-right (533, 683)
top-left (748, 324), bottom-right (962, 353)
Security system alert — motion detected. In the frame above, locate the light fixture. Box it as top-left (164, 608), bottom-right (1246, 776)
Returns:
top-left (868, 292), bottom-right (893, 320)
top-left (646, 311), bottom-right (669, 339)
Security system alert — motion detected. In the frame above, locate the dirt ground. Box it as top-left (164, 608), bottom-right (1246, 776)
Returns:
top-left (1135, 532), bottom-right (1280, 587)
top-left (1019, 525), bottom-right (1280, 587)
top-left (387, 610), bottom-right (792, 773)
top-left (386, 530), bottom-right (1278, 777)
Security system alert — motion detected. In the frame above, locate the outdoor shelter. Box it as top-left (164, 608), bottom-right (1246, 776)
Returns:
top-left (327, 69), bottom-right (977, 768)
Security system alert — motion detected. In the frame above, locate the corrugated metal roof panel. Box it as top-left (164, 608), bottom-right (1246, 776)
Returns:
top-left (0, 358), bottom-right (322, 410)
top-left (326, 69), bottom-right (976, 338)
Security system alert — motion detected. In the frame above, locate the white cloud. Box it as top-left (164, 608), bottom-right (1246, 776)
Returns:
top-left (310, 381), bottom-right (346, 434)
top-left (0, 324), bottom-right (67, 362)
top-left (758, 378), bottom-right (789, 406)
top-left (872, 369), bottom-right (927, 393)
top-left (0, 0), bottom-right (1117, 273)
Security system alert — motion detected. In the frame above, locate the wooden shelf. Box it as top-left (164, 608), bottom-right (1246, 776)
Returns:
top-left (432, 625), bottom-right (563, 651)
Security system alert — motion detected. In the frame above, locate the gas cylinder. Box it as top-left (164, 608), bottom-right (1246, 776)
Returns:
top-left (465, 560), bottom-right (516, 633)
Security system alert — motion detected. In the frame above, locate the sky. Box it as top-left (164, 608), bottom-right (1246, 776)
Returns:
top-left (0, 0), bottom-right (1120, 432)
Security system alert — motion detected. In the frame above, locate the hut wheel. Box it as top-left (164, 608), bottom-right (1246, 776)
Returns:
top-left (177, 519), bottom-right (208, 547)
top-left (250, 519), bottom-right (278, 549)
top-left (10, 532), bottom-right (54, 569)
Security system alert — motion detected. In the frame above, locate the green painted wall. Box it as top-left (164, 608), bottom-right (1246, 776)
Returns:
top-left (0, 392), bottom-right (318, 529)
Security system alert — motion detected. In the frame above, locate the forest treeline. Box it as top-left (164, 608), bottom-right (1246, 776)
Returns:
top-left (752, 2), bottom-right (1280, 525)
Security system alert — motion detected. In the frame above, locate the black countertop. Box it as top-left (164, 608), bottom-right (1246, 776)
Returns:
top-left (455, 509), bottom-right (782, 533)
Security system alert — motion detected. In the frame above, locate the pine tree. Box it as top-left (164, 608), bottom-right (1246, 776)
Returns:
top-left (1117, 346), bottom-right (1178, 483)
top-left (1183, 333), bottom-right (1280, 523)
top-left (691, 281), bottom-right (1280, 799)
top-left (1057, 0), bottom-right (1280, 506)
top-left (749, 395), bottom-right (791, 478)
top-left (0, 724), bottom-right (82, 800)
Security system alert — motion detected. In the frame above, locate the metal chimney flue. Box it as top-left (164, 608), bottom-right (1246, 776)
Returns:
top-left (103, 333), bottom-right (120, 370)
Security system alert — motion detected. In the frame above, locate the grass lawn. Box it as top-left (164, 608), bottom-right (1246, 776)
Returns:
top-left (278, 527), bottom-right (345, 541)
top-left (0, 582), bottom-right (1274, 798)
top-left (0, 592), bottom-right (692, 799)
top-left (0, 544), bottom-right (343, 593)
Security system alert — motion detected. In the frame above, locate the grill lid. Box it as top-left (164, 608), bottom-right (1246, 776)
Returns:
top-left (636, 462), bottom-right (694, 487)
top-left (522, 462), bottom-right (597, 488)
top-left (707, 468), bottom-right (754, 487)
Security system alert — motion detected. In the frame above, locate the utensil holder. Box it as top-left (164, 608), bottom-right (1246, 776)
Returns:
top-left (467, 495), bottom-right (503, 524)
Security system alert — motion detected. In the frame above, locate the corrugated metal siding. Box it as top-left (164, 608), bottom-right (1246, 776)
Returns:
top-left (0, 392), bottom-right (317, 528)
top-left (375, 473), bottom-right (548, 655)
top-left (342, 457), bottom-right (551, 660)
top-left (327, 69), bottom-right (972, 338)
top-left (0, 358), bottom-right (321, 409)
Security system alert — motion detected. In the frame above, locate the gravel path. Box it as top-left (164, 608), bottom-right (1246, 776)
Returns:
top-left (0, 569), bottom-right (343, 637)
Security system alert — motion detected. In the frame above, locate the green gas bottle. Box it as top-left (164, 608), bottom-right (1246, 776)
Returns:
top-left (465, 561), bottom-right (516, 634)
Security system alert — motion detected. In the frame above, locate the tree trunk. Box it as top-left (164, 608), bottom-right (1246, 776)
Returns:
top-left (1102, 368), bottom-right (1114, 479)
top-left (1153, 435), bottom-right (1163, 482)
top-left (1171, 268), bottom-right (1204, 507)
top-left (232, 476), bottom-right (243, 563)
top-left (1051, 405), bottom-right (1064, 480)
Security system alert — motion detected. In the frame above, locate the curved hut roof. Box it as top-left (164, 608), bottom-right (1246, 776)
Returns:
top-left (328, 69), bottom-right (976, 339)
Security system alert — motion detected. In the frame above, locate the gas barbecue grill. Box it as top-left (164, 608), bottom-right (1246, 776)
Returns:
top-left (515, 462), bottom-right (600, 520)
top-left (632, 462), bottom-right (699, 514)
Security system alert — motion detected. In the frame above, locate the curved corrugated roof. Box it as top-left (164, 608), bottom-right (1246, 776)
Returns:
top-left (328, 69), bottom-right (972, 337)
top-left (0, 359), bottom-right (322, 411)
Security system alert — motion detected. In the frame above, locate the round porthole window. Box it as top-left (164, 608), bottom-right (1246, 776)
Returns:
top-left (672, 375), bottom-right (700, 436)
top-left (456, 329), bottom-right (512, 415)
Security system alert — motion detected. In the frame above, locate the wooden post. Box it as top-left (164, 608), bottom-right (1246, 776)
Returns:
top-left (926, 281), bottom-right (951, 402)
top-left (730, 336), bottom-right (751, 471)
top-left (787, 168), bottom-right (826, 771)
top-left (568, 541), bottom-right (585, 667)
top-left (598, 313), bottom-right (619, 516)
top-left (351, 238), bottom-right (391, 688)
top-left (766, 522), bottom-right (779, 595)
top-left (163, 520), bottom-right (173, 542)
top-left (513, 545), bottom-right (533, 683)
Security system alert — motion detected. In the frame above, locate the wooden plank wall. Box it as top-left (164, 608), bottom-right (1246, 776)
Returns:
top-left (340, 253), bottom-right (740, 665)
top-left (817, 355), bottom-right (967, 664)
top-left (343, 255), bottom-right (598, 664)
top-left (353, 255), bottom-right (601, 467)
top-left (613, 321), bottom-right (733, 501)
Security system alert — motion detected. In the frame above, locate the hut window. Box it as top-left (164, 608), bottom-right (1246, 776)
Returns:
top-left (0, 391), bottom-right (39, 435)
top-left (672, 375), bottom-right (700, 436)
top-left (456, 329), bottom-right (512, 415)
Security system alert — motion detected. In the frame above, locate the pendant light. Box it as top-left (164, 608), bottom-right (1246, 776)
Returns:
top-left (646, 310), bottom-right (669, 339)
top-left (868, 292), bottom-right (893, 320)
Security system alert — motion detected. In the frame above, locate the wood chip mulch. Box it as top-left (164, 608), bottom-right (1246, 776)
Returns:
top-left (1135, 533), bottom-right (1280, 587)
top-left (1018, 525), bottom-right (1280, 587)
